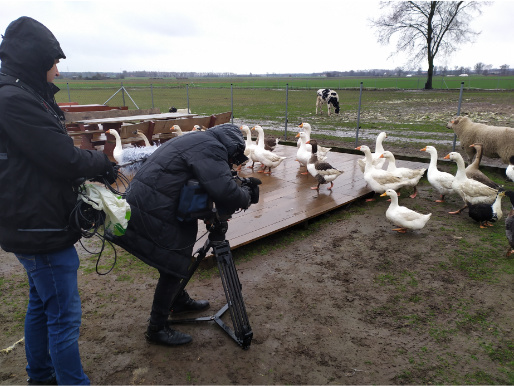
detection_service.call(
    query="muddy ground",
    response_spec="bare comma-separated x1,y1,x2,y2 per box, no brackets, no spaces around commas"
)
1,91,514,385
2,178,514,384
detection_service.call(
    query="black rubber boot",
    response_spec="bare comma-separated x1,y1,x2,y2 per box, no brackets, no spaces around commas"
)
145,324,192,346
171,290,209,315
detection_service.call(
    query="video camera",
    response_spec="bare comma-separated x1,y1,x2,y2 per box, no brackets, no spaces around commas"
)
176,172,261,223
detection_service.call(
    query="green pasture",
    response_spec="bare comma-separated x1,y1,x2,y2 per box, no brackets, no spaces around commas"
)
54,78,513,153
55,75,514,91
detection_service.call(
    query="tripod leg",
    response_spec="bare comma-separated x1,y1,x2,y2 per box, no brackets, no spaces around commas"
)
212,242,253,349
167,240,210,310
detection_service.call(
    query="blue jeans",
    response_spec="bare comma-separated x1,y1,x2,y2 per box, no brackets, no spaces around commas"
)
16,246,90,385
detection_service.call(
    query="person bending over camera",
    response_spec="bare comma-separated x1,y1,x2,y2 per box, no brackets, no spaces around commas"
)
112,123,259,346
0,17,117,385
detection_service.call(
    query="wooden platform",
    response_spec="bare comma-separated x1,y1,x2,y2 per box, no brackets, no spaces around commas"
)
194,144,429,252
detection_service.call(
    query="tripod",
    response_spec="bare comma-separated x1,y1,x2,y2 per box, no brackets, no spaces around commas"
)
168,212,253,350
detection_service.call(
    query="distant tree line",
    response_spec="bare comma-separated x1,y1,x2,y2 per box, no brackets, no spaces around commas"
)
60,65,511,81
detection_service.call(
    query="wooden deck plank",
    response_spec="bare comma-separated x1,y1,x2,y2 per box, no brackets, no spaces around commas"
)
193,144,428,252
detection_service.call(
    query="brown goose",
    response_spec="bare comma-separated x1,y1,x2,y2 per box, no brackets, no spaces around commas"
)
306,140,343,190
465,143,500,189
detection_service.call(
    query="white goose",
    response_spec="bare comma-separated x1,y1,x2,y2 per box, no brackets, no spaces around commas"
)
358,132,387,172
297,122,331,161
295,131,312,174
136,130,152,147
506,156,514,182
420,145,455,203
107,129,125,165
379,151,426,198
170,124,194,136
252,125,286,174
444,152,499,214
380,189,431,233
356,145,403,200
239,125,258,170
106,129,158,175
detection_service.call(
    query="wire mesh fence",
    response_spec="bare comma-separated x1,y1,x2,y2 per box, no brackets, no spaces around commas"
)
55,80,513,150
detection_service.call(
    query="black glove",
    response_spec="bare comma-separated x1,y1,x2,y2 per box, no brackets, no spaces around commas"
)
244,177,262,204
103,162,118,184
91,160,118,185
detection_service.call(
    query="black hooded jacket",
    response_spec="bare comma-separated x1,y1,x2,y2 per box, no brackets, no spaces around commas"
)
112,124,252,278
0,17,112,254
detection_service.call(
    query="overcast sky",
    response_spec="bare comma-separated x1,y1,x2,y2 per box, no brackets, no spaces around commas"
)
0,1,512,74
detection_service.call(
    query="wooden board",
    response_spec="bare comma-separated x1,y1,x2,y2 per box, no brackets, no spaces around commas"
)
76,112,196,125
64,108,161,123
192,144,428,252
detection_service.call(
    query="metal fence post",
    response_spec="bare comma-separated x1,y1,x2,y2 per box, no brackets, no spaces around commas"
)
284,83,289,140
186,84,190,113
66,83,71,102
355,82,363,147
231,83,234,124
121,82,126,107
151,84,154,108
452,82,464,151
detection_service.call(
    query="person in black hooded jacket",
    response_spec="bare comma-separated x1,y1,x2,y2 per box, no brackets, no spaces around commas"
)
0,17,116,385
113,123,259,346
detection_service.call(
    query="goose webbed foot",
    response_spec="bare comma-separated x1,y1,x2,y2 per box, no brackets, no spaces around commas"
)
449,205,467,215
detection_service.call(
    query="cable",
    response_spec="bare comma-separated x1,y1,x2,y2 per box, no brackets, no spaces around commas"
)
70,183,119,275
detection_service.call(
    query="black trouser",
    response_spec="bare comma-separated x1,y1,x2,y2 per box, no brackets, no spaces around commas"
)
149,270,182,326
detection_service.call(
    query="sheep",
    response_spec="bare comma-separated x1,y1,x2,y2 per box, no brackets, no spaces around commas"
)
446,116,514,164
316,88,340,115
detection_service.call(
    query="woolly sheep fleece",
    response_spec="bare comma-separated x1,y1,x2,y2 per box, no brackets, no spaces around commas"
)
446,116,514,164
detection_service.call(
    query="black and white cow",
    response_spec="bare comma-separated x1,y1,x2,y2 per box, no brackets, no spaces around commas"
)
316,88,340,115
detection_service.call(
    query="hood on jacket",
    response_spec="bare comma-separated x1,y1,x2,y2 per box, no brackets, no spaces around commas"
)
207,123,248,165
0,16,65,97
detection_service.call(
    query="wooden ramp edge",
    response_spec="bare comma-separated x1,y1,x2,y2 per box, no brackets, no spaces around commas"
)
193,144,429,252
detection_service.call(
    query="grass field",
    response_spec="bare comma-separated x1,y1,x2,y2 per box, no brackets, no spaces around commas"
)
54,77,513,159
55,75,514,91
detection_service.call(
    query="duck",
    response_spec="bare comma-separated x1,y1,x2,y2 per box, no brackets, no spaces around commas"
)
260,135,279,152
505,191,514,256
506,209,514,257
297,122,331,161
106,129,158,176
239,125,258,170
444,152,499,214
380,189,432,233
467,190,505,228
379,150,426,198
506,155,514,182
356,145,404,201
465,143,500,189
306,140,343,190
193,124,207,131
295,132,312,173
420,145,455,203
252,125,286,174
358,132,387,173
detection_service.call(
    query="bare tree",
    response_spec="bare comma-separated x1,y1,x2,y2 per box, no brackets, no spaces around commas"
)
371,1,488,89
474,62,485,75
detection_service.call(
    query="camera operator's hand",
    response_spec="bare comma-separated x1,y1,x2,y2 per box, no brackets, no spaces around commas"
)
245,177,262,204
